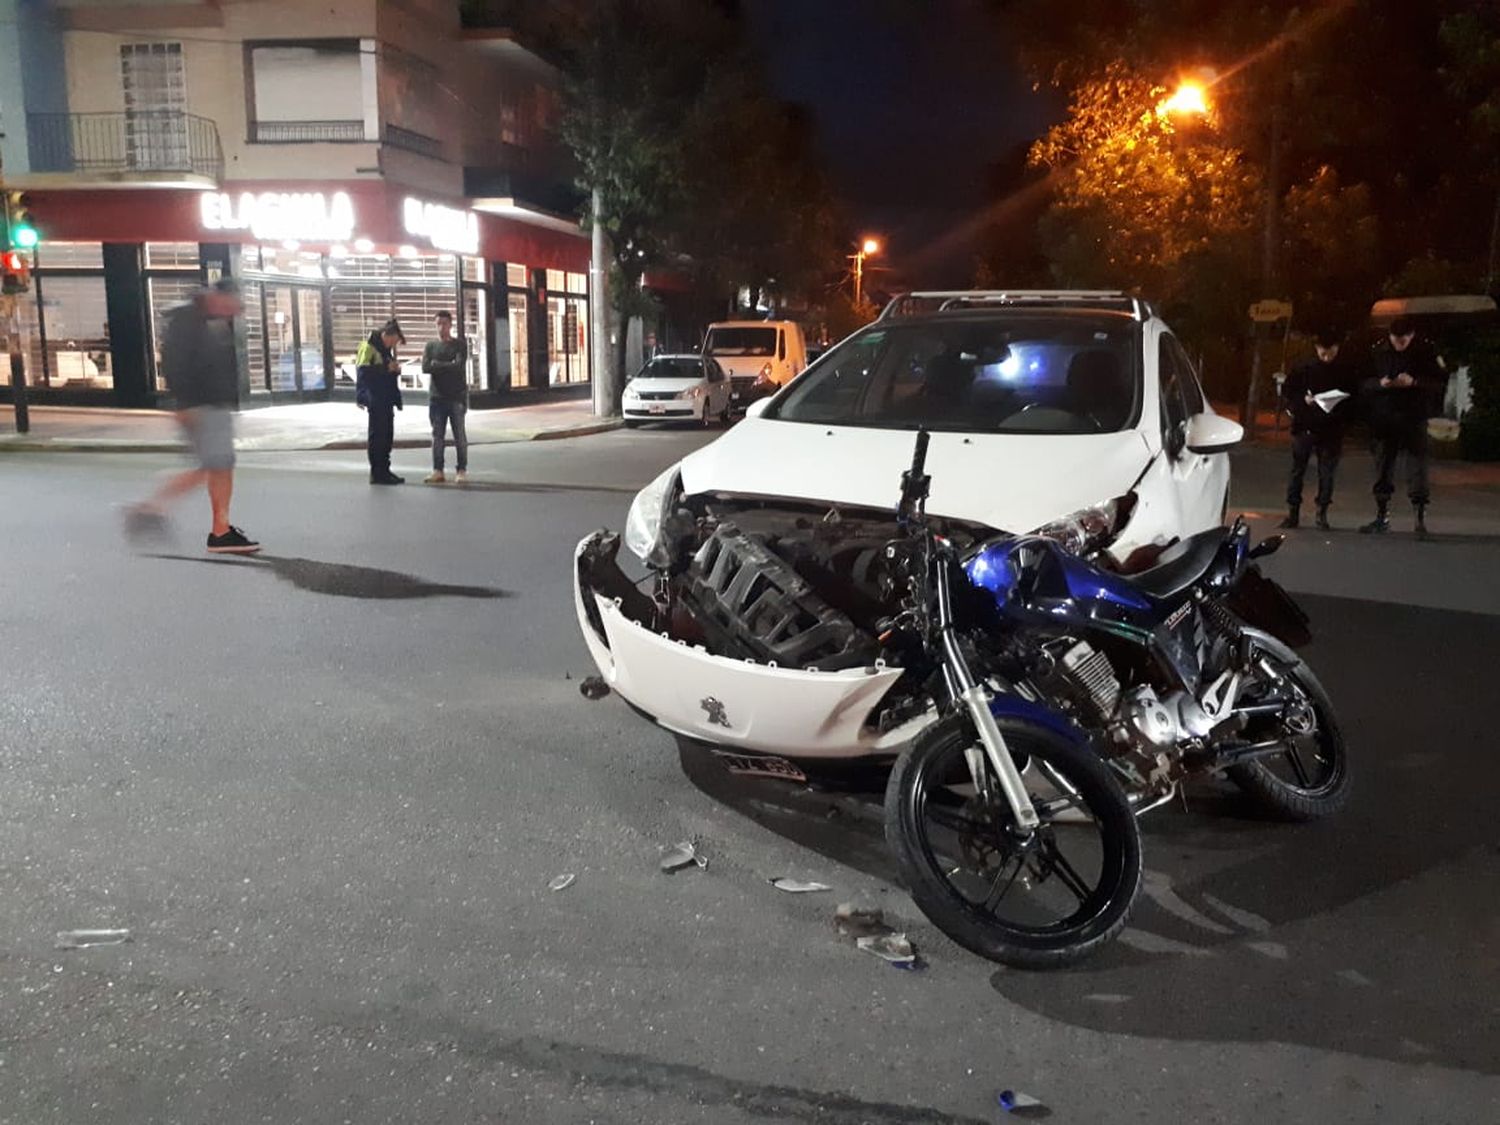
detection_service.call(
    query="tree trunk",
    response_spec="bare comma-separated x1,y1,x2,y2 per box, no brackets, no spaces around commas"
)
589,188,618,418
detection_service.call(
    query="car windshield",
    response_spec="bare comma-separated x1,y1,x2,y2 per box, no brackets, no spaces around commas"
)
705,327,776,356
636,358,702,381
768,316,1140,434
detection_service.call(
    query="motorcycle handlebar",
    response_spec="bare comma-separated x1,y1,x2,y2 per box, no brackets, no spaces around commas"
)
898,429,932,517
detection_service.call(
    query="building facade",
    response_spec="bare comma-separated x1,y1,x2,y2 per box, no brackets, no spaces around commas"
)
0,0,591,408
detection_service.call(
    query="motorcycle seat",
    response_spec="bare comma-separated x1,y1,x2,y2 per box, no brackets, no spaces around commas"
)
1126,528,1226,600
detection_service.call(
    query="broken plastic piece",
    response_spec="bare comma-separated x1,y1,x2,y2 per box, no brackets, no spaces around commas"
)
834,903,886,938
856,932,915,964
548,873,576,892
769,878,832,893
997,1090,1049,1117
659,841,708,872
56,929,132,950
579,676,611,701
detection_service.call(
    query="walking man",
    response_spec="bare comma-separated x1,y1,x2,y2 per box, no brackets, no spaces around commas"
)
422,310,469,484
128,279,259,554
1280,328,1355,530
1361,316,1445,537
356,319,406,485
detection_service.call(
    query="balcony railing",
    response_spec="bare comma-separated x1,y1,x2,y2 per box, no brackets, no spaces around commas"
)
251,119,368,144
27,111,224,181
383,124,444,161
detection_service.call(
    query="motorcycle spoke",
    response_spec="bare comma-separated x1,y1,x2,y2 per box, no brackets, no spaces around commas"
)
1282,741,1313,788
1042,840,1093,903
923,799,993,838
983,855,1024,912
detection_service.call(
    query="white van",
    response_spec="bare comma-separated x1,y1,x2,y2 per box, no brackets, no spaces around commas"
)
702,320,808,408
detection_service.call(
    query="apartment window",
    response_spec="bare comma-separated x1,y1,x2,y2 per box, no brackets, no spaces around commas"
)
121,43,188,170
247,41,371,143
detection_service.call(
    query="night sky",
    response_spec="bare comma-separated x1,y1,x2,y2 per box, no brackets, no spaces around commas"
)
747,0,1054,289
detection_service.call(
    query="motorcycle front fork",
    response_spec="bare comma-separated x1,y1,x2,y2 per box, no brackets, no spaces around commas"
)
933,559,1041,833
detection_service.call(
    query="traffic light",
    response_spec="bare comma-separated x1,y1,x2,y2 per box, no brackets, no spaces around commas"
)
1,248,32,295
4,191,38,251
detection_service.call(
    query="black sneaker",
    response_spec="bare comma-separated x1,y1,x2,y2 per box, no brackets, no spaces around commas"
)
370,472,405,485
122,504,170,543
207,526,261,554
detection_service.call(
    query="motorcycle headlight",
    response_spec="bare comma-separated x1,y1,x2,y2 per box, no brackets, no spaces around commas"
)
624,464,682,561
1032,492,1137,556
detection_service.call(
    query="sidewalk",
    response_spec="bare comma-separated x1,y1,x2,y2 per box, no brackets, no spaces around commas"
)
0,398,620,453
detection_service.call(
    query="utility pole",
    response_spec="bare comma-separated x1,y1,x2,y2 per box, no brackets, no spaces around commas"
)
588,187,617,418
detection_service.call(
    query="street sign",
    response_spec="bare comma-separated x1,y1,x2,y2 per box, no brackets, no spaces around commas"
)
1249,299,1293,323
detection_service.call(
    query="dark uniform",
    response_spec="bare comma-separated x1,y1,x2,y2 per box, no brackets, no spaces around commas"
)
1361,332,1445,534
1281,351,1355,528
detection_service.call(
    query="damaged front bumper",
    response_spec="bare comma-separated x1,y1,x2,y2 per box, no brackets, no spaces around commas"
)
574,531,912,759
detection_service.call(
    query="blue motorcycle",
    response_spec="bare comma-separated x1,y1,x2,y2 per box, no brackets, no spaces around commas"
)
878,430,1347,967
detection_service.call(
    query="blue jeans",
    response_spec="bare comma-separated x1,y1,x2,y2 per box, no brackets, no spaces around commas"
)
429,399,468,471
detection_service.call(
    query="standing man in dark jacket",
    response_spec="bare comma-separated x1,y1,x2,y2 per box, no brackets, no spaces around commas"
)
1360,316,1446,536
1279,328,1356,530
356,319,406,485
422,310,469,484
127,279,259,553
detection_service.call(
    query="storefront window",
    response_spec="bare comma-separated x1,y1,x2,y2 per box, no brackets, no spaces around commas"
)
462,286,488,388
545,269,589,385
37,243,105,269
507,292,528,388
145,242,200,269
461,256,485,282
506,263,528,288
38,276,113,389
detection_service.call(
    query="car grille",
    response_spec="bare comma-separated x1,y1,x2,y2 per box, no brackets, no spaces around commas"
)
633,390,681,401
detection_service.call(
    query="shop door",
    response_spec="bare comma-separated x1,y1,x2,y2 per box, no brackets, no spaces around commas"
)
265,284,330,401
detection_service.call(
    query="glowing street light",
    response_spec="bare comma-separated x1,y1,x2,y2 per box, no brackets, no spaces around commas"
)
852,236,882,306
1159,76,1212,120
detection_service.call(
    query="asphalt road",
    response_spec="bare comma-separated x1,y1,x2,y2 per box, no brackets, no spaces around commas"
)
1,431,1497,1124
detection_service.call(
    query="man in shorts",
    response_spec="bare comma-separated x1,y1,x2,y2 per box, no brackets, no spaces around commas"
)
128,279,259,553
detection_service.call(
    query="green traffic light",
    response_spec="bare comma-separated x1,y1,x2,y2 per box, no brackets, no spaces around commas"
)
12,225,38,250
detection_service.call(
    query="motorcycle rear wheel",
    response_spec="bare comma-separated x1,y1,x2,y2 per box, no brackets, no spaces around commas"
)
1226,631,1350,821
885,714,1141,970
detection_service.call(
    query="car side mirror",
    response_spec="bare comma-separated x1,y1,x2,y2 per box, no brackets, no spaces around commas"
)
745,397,772,419
1185,412,1244,454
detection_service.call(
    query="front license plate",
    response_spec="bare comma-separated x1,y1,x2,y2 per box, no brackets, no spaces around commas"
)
649,403,665,414
711,751,808,782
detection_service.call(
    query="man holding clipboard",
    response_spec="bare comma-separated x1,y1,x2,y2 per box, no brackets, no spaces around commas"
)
1280,328,1355,530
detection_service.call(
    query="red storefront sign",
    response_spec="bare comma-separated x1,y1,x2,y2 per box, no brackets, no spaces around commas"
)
27,182,589,271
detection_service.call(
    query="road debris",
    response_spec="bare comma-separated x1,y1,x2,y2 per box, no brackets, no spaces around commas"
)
856,932,917,966
769,878,832,893
996,1089,1049,1117
579,676,611,701
55,929,132,950
833,902,887,939
659,841,708,872
548,873,576,892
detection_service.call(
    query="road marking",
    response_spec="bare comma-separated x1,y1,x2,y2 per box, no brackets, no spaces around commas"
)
1337,968,1374,987
1246,941,1289,960
1142,871,1235,935
1084,993,1132,1003
1117,928,1214,956
1200,891,1273,933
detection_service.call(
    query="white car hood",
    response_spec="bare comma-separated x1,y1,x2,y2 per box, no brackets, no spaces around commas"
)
628,376,701,393
678,419,1156,533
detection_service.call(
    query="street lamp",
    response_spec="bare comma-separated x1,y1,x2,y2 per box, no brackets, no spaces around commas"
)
852,237,881,307
1159,80,1209,119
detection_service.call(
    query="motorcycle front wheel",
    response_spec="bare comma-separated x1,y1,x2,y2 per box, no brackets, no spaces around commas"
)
885,714,1141,970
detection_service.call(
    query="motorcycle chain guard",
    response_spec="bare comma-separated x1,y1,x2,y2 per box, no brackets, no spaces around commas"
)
680,522,878,671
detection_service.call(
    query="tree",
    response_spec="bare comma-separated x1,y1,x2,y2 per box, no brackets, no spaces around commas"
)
1027,64,1261,393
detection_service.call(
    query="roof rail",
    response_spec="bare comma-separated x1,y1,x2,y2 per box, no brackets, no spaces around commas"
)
879,289,1150,322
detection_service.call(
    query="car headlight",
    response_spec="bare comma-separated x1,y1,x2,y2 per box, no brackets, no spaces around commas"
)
677,386,703,400
624,464,682,561
1032,492,1137,556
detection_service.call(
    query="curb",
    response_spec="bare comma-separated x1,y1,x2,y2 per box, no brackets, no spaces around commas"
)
0,417,623,454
